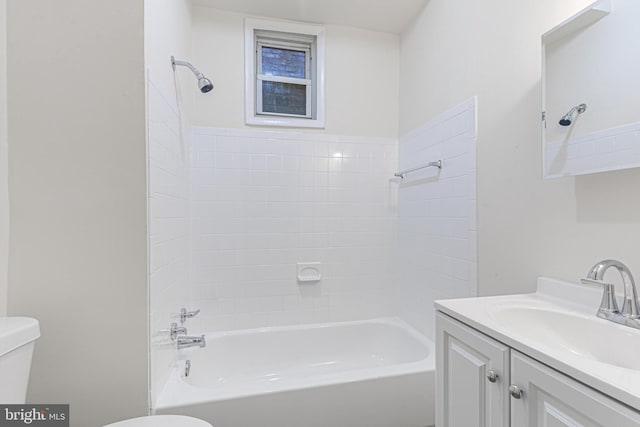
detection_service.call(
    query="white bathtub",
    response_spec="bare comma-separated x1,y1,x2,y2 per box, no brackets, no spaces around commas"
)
154,317,435,427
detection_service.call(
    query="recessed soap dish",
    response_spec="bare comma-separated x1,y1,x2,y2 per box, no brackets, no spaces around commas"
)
297,262,322,283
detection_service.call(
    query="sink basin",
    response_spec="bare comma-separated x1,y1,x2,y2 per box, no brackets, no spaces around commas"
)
491,307,640,370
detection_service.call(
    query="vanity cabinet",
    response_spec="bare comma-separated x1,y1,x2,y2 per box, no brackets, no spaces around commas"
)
436,312,640,427
436,312,510,427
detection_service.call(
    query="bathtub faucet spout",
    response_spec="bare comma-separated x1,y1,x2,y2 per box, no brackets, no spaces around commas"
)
177,334,206,350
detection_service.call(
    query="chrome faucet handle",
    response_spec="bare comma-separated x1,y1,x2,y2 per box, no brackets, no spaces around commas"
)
180,308,201,325
170,322,188,341
581,278,620,319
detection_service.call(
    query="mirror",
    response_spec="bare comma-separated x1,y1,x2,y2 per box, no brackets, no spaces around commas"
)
542,0,640,178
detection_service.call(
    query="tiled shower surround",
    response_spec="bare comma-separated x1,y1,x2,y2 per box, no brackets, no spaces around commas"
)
148,76,191,402
189,128,398,331
396,98,478,337
150,99,477,344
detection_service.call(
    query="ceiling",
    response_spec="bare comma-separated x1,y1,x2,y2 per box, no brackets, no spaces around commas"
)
190,0,429,34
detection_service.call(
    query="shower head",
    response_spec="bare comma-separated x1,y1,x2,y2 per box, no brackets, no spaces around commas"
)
171,56,214,93
198,77,214,93
559,103,587,126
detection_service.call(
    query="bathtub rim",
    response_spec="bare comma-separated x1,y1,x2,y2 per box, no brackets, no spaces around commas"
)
153,316,435,411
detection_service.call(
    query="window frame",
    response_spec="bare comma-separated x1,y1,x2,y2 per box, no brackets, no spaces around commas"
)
245,19,326,128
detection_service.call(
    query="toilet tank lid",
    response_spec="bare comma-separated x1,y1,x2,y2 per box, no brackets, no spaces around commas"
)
0,317,41,357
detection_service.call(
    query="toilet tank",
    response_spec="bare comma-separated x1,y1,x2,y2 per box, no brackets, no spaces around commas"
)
0,317,40,403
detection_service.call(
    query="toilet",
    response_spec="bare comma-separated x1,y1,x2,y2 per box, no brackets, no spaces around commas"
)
0,316,41,403
104,415,212,427
0,318,210,427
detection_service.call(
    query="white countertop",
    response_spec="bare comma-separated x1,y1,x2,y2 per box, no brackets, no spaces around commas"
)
435,277,640,411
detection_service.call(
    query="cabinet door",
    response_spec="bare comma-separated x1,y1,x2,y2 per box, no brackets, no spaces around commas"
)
436,312,510,427
511,351,640,426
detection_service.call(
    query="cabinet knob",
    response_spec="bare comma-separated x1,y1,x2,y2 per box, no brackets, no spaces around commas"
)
486,370,498,383
509,385,523,399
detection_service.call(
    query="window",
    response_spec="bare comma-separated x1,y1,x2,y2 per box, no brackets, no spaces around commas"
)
257,34,312,118
245,19,325,128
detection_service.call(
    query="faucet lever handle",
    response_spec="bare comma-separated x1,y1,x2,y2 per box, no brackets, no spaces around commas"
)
580,277,608,287
581,278,620,318
180,308,201,324
169,322,188,341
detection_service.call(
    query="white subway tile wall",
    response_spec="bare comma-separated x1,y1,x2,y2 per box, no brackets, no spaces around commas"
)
396,97,478,339
150,94,478,378
148,77,191,403
545,120,640,178
189,127,397,331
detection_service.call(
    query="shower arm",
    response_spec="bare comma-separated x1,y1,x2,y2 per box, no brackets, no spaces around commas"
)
565,104,586,118
565,106,578,117
171,56,205,80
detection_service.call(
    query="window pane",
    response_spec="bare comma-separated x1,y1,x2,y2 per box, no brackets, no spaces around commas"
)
261,81,307,116
261,47,306,78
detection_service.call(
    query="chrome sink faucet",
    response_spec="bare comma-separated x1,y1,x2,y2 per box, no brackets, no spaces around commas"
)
581,259,640,329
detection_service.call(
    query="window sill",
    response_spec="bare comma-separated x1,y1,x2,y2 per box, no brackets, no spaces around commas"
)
246,115,325,129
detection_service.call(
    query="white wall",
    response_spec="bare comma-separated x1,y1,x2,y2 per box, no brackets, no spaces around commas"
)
7,1,148,425
0,0,7,316
190,7,399,138
145,0,194,111
397,98,477,338
400,0,640,297
189,127,397,331
144,0,193,406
